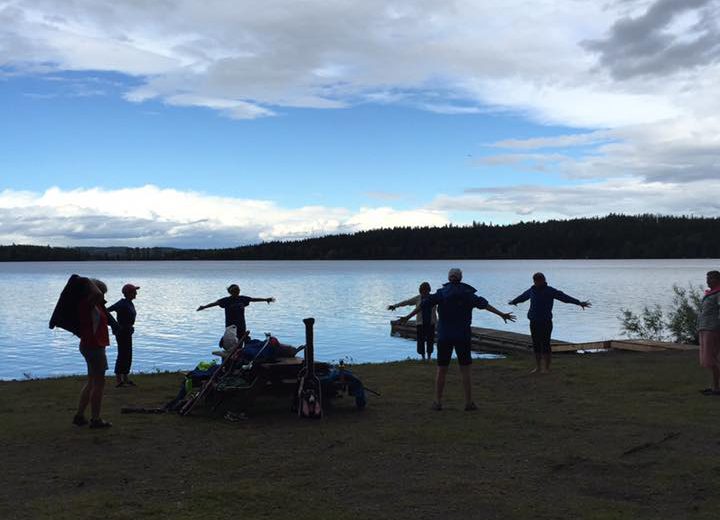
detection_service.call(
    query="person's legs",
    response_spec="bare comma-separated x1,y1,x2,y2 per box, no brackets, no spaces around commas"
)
85,347,109,421
459,365,472,406
434,341,452,408
89,374,105,420
76,380,91,417
416,325,425,359
115,332,132,384
540,321,553,373
456,342,474,408
76,347,93,420
124,334,133,384
699,330,720,392
435,366,448,405
529,321,542,373
76,346,108,424
426,324,435,360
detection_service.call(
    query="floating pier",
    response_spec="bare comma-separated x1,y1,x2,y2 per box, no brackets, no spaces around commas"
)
390,320,698,355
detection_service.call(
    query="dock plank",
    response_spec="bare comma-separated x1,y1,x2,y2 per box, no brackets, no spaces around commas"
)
390,321,698,354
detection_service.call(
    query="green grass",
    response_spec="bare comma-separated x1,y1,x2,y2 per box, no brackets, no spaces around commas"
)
1,351,719,519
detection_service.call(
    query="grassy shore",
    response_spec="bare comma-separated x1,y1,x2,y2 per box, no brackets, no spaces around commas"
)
1,351,719,520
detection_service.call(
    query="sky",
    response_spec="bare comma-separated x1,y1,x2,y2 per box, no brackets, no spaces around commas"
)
1,0,719,248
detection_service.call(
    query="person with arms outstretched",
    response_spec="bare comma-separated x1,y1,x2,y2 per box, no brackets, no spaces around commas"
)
389,282,437,360
197,283,275,339
403,268,515,411
509,272,590,374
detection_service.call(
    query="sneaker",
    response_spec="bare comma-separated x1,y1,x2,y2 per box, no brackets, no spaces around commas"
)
700,388,720,396
464,402,478,411
89,418,112,429
72,414,88,426
431,401,442,411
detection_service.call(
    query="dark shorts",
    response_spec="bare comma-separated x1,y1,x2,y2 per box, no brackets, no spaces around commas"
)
437,340,472,367
80,345,108,376
530,320,553,354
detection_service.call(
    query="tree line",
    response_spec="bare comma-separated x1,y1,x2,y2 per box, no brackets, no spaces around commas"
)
2,214,719,261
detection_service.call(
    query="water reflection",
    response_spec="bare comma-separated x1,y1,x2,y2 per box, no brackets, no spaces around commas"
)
0,259,714,379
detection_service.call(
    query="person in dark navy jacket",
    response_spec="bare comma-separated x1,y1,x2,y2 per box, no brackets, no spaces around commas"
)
108,283,139,387
404,268,515,411
509,272,590,374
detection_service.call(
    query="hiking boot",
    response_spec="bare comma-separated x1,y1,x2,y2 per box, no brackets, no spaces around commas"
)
72,414,88,426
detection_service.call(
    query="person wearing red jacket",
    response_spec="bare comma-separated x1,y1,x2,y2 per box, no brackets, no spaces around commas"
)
73,279,116,429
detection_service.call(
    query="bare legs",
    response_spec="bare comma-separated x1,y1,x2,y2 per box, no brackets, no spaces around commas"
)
434,365,473,408
531,352,551,374
77,374,106,420
435,366,448,405
459,364,473,406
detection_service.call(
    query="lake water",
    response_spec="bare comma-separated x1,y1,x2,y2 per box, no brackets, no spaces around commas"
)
0,259,715,380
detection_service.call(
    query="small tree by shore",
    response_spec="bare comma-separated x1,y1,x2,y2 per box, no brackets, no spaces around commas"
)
619,284,703,344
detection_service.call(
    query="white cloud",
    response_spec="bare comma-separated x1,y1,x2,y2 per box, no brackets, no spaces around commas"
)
0,186,449,247
2,0,720,211
1,0,711,127
480,116,720,182
430,178,720,218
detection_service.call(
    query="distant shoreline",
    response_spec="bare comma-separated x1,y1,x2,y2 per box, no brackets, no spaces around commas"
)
3,214,720,261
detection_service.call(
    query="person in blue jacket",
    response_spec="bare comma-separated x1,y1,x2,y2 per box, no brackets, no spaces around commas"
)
197,284,275,339
509,272,590,374
403,268,515,411
108,283,139,387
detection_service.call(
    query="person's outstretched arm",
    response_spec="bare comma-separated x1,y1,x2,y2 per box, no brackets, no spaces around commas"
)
388,295,419,311
197,300,220,311
400,294,438,323
508,289,531,306
247,297,275,304
398,307,420,323
485,304,516,323
553,289,591,309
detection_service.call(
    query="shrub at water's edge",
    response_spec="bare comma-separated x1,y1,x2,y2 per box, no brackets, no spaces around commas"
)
619,284,703,344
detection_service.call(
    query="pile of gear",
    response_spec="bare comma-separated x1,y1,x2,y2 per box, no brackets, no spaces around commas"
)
132,318,370,420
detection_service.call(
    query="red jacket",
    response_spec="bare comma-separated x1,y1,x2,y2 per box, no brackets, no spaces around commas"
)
78,298,110,348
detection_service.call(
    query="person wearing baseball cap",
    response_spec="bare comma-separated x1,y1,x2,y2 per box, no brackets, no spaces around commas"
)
108,283,140,387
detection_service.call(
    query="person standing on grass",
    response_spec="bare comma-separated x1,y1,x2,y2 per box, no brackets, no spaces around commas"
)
403,268,515,411
508,272,590,374
108,283,139,388
73,279,117,429
388,282,437,360
197,284,275,339
698,270,720,395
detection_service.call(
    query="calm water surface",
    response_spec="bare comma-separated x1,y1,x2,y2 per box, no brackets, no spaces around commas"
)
0,259,715,379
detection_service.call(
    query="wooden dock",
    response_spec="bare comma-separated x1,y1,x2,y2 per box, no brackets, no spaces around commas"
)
390,320,698,355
